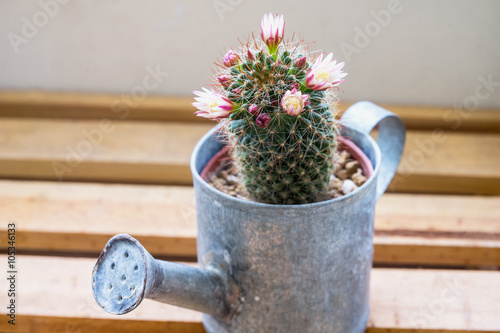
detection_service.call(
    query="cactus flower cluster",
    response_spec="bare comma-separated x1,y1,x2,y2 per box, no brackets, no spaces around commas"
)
193,13,347,204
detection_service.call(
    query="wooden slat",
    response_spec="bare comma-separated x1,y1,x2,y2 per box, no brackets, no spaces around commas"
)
1,317,204,333
0,180,197,257
375,193,500,267
0,91,206,123
0,118,210,185
1,90,499,132
0,255,201,333
389,131,500,195
0,119,499,194
0,255,499,332
1,180,499,267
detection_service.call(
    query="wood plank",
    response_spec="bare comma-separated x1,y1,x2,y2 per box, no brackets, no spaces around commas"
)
0,118,211,185
0,180,198,257
375,193,500,267
0,255,499,332
0,255,202,333
384,104,500,133
1,180,499,267
388,131,500,195
0,91,206,123
1,90,499,132
0,118,499,194
1,316,205,333
368,268,500,332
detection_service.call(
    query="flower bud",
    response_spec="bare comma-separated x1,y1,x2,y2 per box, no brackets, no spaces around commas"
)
249,104,259,115
223,50,239,67
260,13,285,55
256,113,271,128
247,49,255,61
294,56,307,69
217,75,232,87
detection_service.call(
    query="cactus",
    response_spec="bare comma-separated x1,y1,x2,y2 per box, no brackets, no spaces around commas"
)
193,14,346,205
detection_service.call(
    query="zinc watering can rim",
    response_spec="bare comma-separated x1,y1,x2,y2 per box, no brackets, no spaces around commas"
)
190,124,382,216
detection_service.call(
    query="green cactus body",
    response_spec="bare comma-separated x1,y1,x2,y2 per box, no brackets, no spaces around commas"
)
221,50,339,204
193,14,346,205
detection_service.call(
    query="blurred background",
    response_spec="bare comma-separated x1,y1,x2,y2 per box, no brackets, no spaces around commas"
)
1,0,499,108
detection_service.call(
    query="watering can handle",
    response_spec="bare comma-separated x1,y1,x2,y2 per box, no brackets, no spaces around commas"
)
341,102,406,201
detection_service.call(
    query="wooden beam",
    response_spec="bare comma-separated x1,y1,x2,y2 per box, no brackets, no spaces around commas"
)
1,316,205,333
0,119,498,193
1,180,498,267
0,90,207,123
388,130,500,195
375,193,500,267
381,104,500,133
1,90,499,132
0,118,211,185
0,255,498,332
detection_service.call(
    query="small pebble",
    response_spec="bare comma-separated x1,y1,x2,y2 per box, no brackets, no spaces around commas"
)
352,169,367,187
337,150,350,167
342,179,358,194
330,176,343,191
345,160,360,177
335,169,348,180
226,174,239,185
219,170,229,179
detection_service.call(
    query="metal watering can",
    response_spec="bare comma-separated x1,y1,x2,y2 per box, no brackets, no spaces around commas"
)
92,102,405,332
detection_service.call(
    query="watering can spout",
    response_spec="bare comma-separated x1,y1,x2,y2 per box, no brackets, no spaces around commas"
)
92,234,240,318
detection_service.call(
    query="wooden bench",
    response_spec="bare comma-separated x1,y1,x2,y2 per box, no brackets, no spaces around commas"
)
0,91,499,332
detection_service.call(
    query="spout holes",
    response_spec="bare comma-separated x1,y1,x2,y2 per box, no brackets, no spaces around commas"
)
109,283,113,290
134,265,138,271
117,295,123,302
121,275,127,281
111,263,115,270
130,286,135,291
124,252,129,258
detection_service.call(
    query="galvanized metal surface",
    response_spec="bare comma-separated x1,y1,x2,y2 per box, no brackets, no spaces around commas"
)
92,234,239,318
92,102,405,333
342,102,406,200
193,102,404,332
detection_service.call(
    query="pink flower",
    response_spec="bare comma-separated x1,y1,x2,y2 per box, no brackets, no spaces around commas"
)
260,13,284,54
305,53,347,91
256,113,271,128
223,50,239,67
192,88,236,120
280,88,309,116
